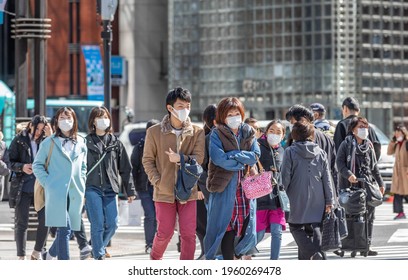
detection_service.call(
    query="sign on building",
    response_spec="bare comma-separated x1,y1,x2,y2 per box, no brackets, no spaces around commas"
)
82,45,104,101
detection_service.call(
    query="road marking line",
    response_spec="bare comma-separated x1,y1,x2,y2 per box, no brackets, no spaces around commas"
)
388,229,408,243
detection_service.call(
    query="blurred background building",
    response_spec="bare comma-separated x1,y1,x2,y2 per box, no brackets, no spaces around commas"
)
169,0,408,135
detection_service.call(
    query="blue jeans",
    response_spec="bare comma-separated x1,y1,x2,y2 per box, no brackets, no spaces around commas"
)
49,213,72,260
257,223,282,260
137,188,156,247
85,187,118,259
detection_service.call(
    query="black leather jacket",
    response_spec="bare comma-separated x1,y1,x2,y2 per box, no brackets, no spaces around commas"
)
85,133,135,197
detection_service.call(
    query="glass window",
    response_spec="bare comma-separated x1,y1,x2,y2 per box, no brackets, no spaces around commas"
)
305,6,312,18
324,5,331,16
305,20,312,32
285,36,292,47
306,35,312,46
324,48,332,60
305,49,312,60
315,5,321,17
362,21,370,29
294,7,302,17
315,19,321,31
314,49,322,60
266,37,273,48
315,34,321,46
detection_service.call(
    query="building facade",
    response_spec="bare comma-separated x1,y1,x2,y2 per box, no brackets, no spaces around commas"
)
169,0,408,134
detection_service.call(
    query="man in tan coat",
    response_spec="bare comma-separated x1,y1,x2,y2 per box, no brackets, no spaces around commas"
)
142,87,205,260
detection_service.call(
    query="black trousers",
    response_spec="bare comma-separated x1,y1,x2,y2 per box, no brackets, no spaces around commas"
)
15,192,49,256
196,199,207,256
220,230,235,260
393,194,407,214
289,222,322,260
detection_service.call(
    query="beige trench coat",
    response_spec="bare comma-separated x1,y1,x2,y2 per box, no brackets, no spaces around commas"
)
387,140,408,195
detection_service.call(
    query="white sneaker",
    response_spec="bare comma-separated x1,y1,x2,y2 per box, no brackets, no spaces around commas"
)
80,245,93,260
42,251,55,260
31,250,42,260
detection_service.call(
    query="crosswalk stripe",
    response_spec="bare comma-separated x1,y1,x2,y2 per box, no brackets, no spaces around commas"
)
388,229,408,243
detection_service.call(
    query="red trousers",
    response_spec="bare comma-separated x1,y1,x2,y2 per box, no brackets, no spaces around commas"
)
150,200,197,260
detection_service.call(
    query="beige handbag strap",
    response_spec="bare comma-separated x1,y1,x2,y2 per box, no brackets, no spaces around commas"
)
45,140,55,172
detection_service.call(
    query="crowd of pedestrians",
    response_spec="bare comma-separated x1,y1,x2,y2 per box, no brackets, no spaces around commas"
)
3,87,405,260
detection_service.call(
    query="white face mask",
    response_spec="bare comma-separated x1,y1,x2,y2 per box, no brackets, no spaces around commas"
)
171,107,190,122
397,136,404,142
58,119,74,132
357,128,369,140
226,115,242,130
267,133,282,147
96,118,110,131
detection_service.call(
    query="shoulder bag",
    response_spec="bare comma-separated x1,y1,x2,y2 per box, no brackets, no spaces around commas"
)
175,153,203,202
34,140,54,212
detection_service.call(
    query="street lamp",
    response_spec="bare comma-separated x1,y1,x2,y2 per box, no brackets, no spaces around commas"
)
97,0,118,113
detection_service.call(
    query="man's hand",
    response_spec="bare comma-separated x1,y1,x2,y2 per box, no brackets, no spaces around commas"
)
127,196,136,203
165,148,181,163
23,164,33,175
325,204,333,213
197,191,205,200
380,186,385,195
348,174,357,184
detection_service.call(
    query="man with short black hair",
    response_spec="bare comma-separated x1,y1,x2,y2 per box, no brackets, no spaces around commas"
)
333,97,381,160
142,87,205,260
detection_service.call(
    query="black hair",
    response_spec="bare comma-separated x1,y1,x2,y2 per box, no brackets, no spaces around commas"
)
146,119,160,130
342,97,360,112
29,115,48,144
166,87,192,115
291,121,315,142
285,104,314,122
347,116,368,134
202,104,217,135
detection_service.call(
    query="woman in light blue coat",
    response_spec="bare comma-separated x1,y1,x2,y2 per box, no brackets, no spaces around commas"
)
33,107,87,260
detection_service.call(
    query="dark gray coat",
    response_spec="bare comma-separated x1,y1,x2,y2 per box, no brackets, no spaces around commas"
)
281,141,334,224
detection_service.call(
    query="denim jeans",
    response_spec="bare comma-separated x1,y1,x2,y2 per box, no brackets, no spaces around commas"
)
256,223,282,260
48,212,72,260
85,187,118,259
137,188,156,247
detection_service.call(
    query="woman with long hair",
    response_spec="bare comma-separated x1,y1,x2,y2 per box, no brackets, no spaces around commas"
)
33,107,87,260
387,124,408,220
9,115,52,260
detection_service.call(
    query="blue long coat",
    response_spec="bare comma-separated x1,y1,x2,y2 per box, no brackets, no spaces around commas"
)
32,135,87,231
204,124,260,259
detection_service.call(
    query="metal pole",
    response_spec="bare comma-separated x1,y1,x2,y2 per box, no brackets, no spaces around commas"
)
33,0,47,116
69,0,73,95
76,1,81,96
15,0,28,118
102,19,112,113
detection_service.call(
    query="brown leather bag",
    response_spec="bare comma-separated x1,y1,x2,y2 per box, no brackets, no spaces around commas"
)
34,141,54,212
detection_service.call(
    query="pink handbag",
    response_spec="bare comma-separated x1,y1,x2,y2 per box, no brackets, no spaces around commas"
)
241,157,273,199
